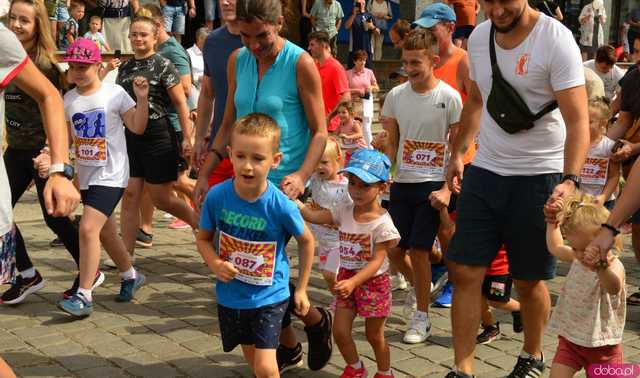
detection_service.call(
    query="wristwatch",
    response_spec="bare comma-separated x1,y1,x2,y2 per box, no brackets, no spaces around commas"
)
561,174,581,189
48,163,75,180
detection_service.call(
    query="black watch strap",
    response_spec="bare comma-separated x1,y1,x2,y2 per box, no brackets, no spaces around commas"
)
601,223,620,236
561,174,581,189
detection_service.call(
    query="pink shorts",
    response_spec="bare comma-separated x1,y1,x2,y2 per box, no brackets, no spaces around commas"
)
318,246,340,275
335,268,391,318
553,336,623,371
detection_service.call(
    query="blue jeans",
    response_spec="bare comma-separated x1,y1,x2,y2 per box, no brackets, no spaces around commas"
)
204,0,216,21
162,4,186,34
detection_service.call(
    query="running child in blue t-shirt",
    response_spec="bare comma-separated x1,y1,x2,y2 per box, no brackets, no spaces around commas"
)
196,113,315,378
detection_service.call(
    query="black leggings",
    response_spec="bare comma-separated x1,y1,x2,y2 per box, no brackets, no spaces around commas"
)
4,147,80,272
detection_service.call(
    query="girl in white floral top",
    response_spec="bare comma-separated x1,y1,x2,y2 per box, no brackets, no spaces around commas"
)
545,193,625,377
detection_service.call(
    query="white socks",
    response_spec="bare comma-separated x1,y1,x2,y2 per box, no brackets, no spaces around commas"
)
120,266,137,281
20,267,36,279
77,287,92,302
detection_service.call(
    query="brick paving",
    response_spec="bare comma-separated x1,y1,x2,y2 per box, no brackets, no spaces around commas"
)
2,188,640,377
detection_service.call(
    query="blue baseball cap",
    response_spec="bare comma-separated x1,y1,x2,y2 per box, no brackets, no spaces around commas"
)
341,149,391,184
413,3,456,29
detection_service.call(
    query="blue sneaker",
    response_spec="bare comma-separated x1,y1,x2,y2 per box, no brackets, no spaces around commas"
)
431,264,448,297
57,293,93,317
433,281,453,308
116,273,145,302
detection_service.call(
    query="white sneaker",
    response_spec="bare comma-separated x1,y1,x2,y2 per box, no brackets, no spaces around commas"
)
403,317,431,344
403,287,417,319
392,273,408,291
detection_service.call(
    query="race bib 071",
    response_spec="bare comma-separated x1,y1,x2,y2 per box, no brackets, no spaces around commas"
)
400,139,446,175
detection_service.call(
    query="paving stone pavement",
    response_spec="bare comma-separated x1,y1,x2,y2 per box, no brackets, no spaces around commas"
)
2,189,640,377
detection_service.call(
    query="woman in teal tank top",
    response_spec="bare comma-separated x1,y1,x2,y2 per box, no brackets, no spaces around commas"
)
194,0,327,203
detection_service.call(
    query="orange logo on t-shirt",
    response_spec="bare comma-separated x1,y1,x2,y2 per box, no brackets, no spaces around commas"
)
515,53,530,76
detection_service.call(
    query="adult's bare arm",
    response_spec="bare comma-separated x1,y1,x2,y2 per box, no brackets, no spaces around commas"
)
13,59,79,216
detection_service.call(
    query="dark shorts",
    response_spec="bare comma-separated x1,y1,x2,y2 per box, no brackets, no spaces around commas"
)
175,130,188,173
217,299,288,352
630,208,640,224
482,274,513,303
453,25,474,40
80,185,125,217
389,181,442,251
126,117,179,184
446,166,561,281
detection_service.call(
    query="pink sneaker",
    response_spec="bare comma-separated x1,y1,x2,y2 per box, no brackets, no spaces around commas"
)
168,219,190,230
340,365,367,378
373,372,394,378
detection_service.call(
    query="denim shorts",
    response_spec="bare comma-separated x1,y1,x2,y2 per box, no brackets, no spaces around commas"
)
446,166,561,281
163,4,186,35
217,300,288,352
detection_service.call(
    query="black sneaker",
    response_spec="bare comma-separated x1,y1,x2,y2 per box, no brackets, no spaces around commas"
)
304,307,333,371
49,237,64,247
276,342,303,374
1,271,45,304
507,353,545,378
512,311,523,333
444,371,475,378
63,271,106,299
136,229,153,248
476,322,500,345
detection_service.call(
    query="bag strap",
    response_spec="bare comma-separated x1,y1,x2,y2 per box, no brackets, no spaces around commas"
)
489,24,500,77
489,24,558,120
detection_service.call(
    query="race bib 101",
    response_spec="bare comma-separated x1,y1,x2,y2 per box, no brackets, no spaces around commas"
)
400,139,446,175
72,109,107,167
339,231,372,270
218,231,277,286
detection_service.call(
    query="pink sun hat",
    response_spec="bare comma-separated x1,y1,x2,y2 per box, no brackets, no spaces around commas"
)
63,38,102,64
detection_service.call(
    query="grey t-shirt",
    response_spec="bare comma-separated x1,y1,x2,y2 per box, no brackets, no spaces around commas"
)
0,24,28,235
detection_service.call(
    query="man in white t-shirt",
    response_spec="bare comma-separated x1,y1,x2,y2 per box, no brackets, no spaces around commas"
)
444,1,589,377
382,28,462,345
583,45,626,100
0,25,80,282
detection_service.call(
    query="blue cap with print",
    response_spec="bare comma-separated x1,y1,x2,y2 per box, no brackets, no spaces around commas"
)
412,3,456,29
340,149,391,184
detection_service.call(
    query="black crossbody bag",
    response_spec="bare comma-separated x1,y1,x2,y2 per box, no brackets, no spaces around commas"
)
486,25,558,134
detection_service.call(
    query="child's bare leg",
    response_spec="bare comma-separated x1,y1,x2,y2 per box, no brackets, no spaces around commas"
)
78,207,109,290
100,215,133,272
241,345,256,373
322,271,337,291
252,348,279,378
481,296,496,326
489,298,521,313
365,317,390,372
550,362,578,378
333,307,358,365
